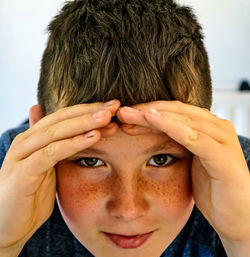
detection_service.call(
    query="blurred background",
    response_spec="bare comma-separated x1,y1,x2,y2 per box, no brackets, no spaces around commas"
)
0,0,250,136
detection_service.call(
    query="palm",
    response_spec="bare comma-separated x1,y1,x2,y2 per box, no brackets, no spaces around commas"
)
2,168,56,248
191,156,211,220
191,156,250,240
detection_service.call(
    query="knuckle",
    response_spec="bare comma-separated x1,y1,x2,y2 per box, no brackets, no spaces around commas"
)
174,100,183,106
225,119,234,128
56,108,68,119
69,136,78,145
165,116,174,126
220,118,231,125
183,129,199,147
8,143,18,156
182,114,192,124
221,119,236,132
78,102,103,113
44,126,57,139
91,102,104,110
174,100,182,105
13,131,26,144
173,100,183,111
9,132,27,156
43,143,56,157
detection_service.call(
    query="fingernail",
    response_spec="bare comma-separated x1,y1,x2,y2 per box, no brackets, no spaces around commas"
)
149,107,161,117
104,100,116,107
85,130,96,138
92,110,107,118
123,106,139,113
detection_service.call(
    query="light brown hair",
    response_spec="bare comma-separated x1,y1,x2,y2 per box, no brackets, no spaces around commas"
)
38,0,212,115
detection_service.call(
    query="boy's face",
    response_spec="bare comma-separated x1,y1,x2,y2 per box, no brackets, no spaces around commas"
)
56,128,194,257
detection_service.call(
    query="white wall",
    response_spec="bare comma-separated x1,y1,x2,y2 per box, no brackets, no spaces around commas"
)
180,0,250,90
1,0,250,135
0,0,64,134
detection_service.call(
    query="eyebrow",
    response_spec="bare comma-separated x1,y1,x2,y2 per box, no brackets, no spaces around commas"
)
77,140,188,157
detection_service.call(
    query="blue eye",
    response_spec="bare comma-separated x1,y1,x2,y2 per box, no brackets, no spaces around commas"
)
75,158,105,167
148,154,176,167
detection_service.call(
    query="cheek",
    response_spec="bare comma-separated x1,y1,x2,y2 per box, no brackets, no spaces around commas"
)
56,161,110,222
143,157,193,220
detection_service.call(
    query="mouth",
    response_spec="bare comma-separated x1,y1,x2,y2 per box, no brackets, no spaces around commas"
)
102,230,155,249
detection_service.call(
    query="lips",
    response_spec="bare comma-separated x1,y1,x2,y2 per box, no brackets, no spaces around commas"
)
103,231,154,249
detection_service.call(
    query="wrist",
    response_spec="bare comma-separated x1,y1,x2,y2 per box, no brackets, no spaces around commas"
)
220,237,250,257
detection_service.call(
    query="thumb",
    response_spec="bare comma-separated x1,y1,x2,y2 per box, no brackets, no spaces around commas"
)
29,104,44,127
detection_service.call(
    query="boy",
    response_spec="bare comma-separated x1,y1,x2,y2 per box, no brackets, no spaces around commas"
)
0,0,249,256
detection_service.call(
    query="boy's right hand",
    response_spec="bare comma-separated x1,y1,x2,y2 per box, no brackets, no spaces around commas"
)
0,100,120,254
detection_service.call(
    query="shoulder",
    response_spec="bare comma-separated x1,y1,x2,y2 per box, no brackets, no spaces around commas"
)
0,120,29,168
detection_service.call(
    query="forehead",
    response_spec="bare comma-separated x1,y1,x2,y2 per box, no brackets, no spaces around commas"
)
82,129,187,157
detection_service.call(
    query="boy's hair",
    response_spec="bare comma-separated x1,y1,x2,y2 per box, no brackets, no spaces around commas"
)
38,0,212,115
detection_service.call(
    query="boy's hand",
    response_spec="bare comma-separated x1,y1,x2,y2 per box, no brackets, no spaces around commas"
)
0,100,120,253
117,101,250,247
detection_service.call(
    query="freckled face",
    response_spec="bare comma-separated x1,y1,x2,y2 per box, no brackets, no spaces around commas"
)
56,129,194,257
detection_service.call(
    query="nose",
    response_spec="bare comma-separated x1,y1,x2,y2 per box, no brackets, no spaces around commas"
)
106,174,149,221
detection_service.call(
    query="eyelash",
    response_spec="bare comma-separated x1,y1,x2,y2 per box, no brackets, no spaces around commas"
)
74,154,177,168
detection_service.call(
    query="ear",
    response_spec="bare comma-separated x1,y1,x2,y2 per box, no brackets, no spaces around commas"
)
29,104,45,127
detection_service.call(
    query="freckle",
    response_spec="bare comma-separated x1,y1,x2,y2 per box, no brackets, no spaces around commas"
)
79,183,98,199
68,181,109,209
137,173,187,205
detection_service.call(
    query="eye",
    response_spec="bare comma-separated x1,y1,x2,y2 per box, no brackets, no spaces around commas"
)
148,154,176,167
74,158,105,168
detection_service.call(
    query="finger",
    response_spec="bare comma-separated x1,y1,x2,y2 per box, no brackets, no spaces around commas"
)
148,111,233,143
27,99,121,135
133,100,218,121
116,106,149,127
100,122,120,137
118,101,220,127
12,110,112,160
14,101,118,145
117,106,235,143
120,124,161,136
19,129,102,179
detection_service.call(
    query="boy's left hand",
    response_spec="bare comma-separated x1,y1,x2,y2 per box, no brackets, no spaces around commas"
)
116,101,250,246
